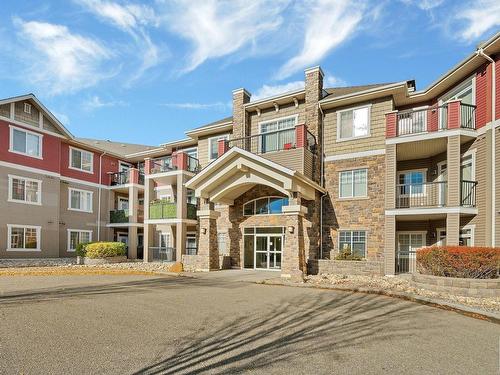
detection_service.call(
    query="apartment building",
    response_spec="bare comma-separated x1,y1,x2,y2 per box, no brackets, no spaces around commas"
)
1,32,499,278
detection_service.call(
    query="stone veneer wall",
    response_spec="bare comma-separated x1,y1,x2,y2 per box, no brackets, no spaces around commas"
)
309,259,384,276
412,274,500,298
322,154,386,261
214,185,318,270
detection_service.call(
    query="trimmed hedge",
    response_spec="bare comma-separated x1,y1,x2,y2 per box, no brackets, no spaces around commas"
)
84,242,126,259
335,248,363,261
417,246,499,279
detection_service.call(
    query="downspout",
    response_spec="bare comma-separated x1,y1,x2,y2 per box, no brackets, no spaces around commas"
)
97,152,107,241
476,49,496,246
318,102,327,259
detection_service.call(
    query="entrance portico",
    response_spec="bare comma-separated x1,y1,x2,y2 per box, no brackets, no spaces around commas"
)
185,147,324,279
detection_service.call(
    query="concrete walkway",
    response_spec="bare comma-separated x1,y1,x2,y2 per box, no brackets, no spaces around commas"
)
0,273,498,374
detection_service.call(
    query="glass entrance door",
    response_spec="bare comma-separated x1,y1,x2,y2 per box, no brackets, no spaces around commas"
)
254,234,283,270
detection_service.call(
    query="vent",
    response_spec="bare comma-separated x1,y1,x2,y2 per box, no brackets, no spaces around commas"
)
24,103,32,114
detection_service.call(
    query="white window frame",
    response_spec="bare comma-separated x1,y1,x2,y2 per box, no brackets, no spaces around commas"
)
338,168,368,199
258,115,298,153
7,224,41,252
67,229,92,252
69,146,94,174
338,229,368,259
461,149,476,181
117,197,129,211
208,134,229,161
9,125,43,159
398,169,427,197
24,103,32,114
68,187,93,213
438,76,476,129
243,196,290,216
460,225,475,246
8,174,42,205
336,104,372,142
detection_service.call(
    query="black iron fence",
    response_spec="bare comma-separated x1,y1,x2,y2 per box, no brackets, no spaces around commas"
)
150,247,176,262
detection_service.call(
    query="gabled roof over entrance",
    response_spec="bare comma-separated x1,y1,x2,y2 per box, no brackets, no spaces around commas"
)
185,147,325,205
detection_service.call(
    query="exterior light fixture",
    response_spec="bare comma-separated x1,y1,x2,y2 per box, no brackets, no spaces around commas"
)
288,226,294,234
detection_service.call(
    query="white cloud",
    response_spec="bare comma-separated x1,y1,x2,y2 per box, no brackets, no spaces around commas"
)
276,0,366,80
76,0,161,82
324,75,347,87
455,0,500,42
83,95,127,110
160,102,228,110
162,0,288,73
400,0,444,10
52,111,70,125
14,18,113,94
251,81,305,101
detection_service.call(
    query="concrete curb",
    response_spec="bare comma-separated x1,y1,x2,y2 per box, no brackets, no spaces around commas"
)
259,279,500,324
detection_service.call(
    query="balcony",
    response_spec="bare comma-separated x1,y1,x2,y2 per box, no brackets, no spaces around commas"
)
109,170,144,186
150,153,200,174
395,180,476,209
109,207,144,224
148,201,197,220
387,101,476,138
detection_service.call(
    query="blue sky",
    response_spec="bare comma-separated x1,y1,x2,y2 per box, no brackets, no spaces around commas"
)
0,0,498,146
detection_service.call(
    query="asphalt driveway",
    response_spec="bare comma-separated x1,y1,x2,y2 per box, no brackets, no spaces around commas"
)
0,271,498,374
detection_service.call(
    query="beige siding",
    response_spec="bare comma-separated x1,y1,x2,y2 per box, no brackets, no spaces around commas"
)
0,166,60,258
197,130,232,169
14,100,39,127
323,97,393,157
0,103,10,118
263,148,305,175
43,116,63,135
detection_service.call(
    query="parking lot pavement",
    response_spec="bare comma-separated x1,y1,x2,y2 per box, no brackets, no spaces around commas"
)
0,272,498,374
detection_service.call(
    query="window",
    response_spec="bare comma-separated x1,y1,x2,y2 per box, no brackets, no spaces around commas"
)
217,233,228,255
339,169,367,198
243,197,289,216
187,189,197,205
398,170,426,195
208,134,229,160
186,233,197,255
459,227,474,246
183,148,198,159
337,106,370,140
259,116,297,153
24,103,32,114
7,225,40,251
70,147,93,173
9,126,42,158
8,175,41,205
69,188,93,212
339,230,366,258
68,230,92,251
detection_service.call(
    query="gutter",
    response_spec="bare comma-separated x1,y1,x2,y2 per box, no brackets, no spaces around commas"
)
476,49,496,246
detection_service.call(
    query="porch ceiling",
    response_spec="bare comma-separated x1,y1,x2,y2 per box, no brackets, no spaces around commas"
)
185,147,324,205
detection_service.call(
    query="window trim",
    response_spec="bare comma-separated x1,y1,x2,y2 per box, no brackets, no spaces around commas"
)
460,225,475,246
243,196,289,216
9,125,43,160
67,229,92,252
208,134,230,161
69,146,94,174
7,224,41,252
68,187,94,213
258,114,298,153
336,104,372,142
338,168,368,199
338,229,368,259
8,174,42,205
24,103,32,114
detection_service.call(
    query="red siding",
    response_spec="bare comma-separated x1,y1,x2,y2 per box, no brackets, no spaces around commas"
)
475,63,492,128
427,98,439,131
0,119,60,173
101,154,120,185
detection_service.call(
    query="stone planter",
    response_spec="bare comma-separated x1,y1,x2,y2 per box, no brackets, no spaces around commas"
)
411,273,500,297
82,256,128,265
309,259,384,276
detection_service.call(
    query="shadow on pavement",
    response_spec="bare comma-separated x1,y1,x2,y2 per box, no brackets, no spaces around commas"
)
134,291,428,375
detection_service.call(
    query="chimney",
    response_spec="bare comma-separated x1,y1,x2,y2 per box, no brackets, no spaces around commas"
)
232,88,251,141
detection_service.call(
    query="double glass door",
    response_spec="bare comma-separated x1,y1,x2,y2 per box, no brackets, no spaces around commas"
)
255,235,282,270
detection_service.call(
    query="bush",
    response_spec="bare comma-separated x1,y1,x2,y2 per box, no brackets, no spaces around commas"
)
75,242,90,257
335,247,363,261
84,242,127,259
417,246,499,279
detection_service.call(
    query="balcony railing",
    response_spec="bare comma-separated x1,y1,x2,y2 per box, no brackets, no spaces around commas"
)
396,249,416,274
225,126,317,156
396,180,477,209
150,247,176,262
110,170,144,186
149,201,198,220
151,154,200,174
396,181,447,208
393,103,476,137
110,207,144,223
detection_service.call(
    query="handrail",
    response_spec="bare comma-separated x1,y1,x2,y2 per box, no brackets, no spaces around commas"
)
226,127,297,155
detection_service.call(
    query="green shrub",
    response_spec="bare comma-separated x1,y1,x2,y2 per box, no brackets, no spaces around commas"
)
417,246,499,279
335,247,363,261
76,242,90,257
85,242,126,259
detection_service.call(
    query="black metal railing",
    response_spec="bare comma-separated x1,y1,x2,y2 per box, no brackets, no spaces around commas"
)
150,247,176,262
110,171,129,185
460,103,476,130
186,155,201,173
151,155,177,173
397,107,428,136
396,181,447,208
396,249,417,274
306,129,317,153
461,180,477,207
110,209,129,223
226,127,297,155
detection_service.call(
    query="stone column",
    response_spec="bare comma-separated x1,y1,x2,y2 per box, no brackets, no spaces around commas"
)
282,195,307,280
384,143,397,275
232,88,251,142
305,66,324,183
197,199,220,271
